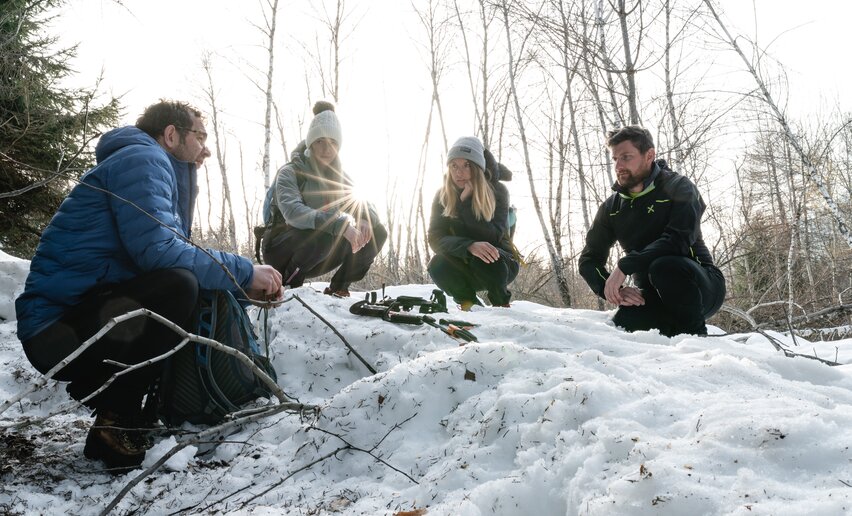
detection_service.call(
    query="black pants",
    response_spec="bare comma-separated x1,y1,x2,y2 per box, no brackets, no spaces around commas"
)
612,256,725,336
427,251,519,306
262,223,387,290
22,268,199,415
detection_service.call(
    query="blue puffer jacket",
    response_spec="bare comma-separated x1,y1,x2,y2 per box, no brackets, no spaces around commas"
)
15,127,254,341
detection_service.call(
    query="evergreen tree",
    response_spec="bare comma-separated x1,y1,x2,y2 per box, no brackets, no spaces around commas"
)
0,0,119,258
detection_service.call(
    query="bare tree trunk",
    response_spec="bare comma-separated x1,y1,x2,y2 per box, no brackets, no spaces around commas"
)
704,0,852,249
579,0,613,187
596,0,625,128
260,0,280,189
616,0,640,124
663,0,682,167
239,143,254,255
202,55,238,252
500,0,572,306
314,0,348,102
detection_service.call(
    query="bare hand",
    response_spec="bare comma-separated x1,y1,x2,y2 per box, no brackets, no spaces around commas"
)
603,266,627,305
356,219,373,249
460,181,473,202
618,286,645,306
468,241,500,263
343,225,366,253
250,264,283,300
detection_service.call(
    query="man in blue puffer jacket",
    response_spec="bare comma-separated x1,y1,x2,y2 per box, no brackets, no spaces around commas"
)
15,100,283,472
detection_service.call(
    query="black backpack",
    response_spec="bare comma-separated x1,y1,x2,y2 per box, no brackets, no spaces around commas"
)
157,289,278,426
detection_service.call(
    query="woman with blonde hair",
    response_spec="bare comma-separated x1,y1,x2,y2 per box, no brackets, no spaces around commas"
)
427,136,519,310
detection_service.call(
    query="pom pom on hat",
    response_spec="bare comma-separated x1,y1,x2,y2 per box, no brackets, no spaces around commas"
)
307,100,342,149
447,136,486,172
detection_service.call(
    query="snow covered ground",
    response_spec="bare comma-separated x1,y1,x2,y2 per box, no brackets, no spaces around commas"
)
0,249,850,515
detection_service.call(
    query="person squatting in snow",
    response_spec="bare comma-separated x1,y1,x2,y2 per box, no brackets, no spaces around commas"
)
261,101,387,298
578,125,726,336
15,100,283,473
427,136,520,311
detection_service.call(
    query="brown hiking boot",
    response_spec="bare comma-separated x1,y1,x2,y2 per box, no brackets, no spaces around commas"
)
83,410,152,474
323,287,350,298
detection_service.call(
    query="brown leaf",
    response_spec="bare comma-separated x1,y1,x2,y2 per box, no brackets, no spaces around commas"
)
394,509,427,516
464,369,476,381
378,394,385,405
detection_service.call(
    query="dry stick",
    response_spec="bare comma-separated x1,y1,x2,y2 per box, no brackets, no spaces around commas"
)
720,305,842,366
308,413,420,484
234,413,419,510
292,294,377,374
234,445,350,510
0,308,289,418
100,402,311,516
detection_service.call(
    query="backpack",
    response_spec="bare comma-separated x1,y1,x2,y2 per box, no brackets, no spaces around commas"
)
157,289,278,426
254,165,309,263
483,148,517,240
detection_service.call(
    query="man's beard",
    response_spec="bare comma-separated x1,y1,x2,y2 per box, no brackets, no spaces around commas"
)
617,168,650,190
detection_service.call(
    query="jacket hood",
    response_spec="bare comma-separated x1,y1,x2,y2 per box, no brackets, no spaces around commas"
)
95,126,159,164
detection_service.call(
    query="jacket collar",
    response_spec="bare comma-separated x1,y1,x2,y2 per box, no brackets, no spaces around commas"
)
166,152,198,235
613,160,661,198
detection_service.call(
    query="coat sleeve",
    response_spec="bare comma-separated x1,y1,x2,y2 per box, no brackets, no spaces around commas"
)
617,176,705,275
274,165,348,235
578,199,616,299
456,181,509,244
107,152,254,291
427,192,475,259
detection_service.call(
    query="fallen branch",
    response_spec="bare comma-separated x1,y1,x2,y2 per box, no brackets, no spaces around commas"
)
292,294,377,374
100,401,316,516
719,305,842,366
0,308,291,419
231,412,419,511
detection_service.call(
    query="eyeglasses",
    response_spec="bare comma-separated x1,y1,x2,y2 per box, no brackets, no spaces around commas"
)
175,126,208,145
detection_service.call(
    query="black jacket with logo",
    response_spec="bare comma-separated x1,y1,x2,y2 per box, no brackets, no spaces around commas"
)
578,160,716,299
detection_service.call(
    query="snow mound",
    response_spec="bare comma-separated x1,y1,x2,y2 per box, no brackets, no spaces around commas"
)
0,253,850,515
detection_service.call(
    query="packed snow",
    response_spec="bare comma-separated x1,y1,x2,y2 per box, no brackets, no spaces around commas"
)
0,249,850,515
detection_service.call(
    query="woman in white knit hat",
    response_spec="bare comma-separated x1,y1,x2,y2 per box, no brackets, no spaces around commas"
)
427,136,519,310
261,101,386,297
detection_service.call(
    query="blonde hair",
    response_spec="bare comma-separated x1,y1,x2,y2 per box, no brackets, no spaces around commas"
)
440,161,496,221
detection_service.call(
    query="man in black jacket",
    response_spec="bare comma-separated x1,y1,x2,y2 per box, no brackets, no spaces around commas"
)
578,126,725,336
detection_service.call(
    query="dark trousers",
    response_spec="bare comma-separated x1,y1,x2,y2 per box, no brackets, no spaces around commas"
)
428,251,519,306
22,268,199,415
262,222,387,290
613,256,725,336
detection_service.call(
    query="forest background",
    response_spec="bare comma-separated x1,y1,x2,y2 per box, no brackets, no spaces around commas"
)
3,0,852,336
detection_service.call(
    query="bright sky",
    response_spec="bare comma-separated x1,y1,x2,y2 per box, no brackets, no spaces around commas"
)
54,0,852,252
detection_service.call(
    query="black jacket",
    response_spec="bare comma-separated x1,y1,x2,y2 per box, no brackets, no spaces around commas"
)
578,160,715,298
428,181,514,259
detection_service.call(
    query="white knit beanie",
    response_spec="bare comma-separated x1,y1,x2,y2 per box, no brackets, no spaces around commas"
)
447,136,485,171
306,101,342,149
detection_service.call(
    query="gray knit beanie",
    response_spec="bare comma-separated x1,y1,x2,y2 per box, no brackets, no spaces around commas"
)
447,136,486,171
306,101,342,149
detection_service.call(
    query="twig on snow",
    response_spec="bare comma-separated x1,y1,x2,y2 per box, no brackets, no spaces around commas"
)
100,401,314,516
292,294,377,374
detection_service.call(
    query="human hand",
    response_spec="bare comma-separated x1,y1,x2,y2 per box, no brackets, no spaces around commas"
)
343,225,366,253
603,266,627,305
618,286,645,306
467,241,500,263
356,219,373,249
459,181,473,202
250,264,283,300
